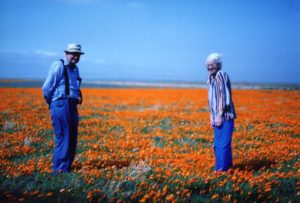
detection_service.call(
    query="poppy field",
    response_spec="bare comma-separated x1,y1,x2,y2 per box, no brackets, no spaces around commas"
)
0,88,299,202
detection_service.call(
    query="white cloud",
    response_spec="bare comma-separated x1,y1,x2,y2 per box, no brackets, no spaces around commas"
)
33,50,60,57
79,57,109,65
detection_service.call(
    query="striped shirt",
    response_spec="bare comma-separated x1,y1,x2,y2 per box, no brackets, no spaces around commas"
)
207,69,236,124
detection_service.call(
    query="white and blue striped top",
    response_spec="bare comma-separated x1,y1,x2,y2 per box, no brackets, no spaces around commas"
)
207,69,236,124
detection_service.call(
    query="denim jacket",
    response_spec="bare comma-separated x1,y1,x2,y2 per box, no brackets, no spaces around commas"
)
42,59,81,105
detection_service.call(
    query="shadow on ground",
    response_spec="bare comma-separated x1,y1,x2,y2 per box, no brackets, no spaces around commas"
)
234,159,276,171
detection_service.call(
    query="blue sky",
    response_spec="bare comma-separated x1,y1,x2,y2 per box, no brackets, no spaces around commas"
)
0,0,299,83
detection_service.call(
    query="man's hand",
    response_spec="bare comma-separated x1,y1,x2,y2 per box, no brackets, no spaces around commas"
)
79,90,83,105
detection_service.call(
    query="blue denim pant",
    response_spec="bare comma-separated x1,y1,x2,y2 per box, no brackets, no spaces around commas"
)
50,98,79,173
213,120,234,171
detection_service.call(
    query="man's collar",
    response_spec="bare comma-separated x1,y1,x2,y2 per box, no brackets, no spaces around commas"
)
64,59,76,70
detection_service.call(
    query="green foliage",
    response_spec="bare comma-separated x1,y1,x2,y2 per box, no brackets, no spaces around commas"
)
160,117,172,131
1,160,299,202
0,173,88,203
153,136,166,148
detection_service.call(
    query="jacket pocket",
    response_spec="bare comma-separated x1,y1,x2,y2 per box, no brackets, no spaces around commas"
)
54,99,65,108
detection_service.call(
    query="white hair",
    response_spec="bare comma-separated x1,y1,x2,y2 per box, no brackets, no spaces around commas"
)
206,53,223,65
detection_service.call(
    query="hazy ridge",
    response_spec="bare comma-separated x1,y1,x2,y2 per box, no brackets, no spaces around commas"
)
0,79,299,90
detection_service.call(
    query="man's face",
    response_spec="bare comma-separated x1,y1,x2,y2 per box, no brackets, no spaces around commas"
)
66,52,81,65
207,59,220,75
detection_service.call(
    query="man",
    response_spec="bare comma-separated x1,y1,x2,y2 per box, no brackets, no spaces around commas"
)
206,53,236,172
42,44,84,173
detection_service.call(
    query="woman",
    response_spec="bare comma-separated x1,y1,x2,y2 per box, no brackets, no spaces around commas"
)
206,53,236,171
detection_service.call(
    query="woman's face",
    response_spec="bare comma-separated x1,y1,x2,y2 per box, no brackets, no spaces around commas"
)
207,59,220,75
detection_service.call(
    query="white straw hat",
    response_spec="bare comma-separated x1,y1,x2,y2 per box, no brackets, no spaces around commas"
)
64,44,84,54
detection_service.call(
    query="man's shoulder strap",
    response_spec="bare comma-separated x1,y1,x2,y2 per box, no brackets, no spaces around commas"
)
59,59,70,96
59,59,64,65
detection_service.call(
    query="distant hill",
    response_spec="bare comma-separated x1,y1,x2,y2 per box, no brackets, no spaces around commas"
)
0,79,299,90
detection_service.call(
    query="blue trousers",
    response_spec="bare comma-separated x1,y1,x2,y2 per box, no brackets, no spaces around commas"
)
213,120,234,171
50,98,79,173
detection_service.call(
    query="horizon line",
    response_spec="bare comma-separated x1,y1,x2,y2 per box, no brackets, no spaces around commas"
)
0,78,299,90
0,77,300,86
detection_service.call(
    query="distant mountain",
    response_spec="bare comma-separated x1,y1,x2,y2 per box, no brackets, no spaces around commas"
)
0,79,299,89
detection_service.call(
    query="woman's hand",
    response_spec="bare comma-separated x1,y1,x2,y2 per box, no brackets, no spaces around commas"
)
214,115,223,127
210,115,214,128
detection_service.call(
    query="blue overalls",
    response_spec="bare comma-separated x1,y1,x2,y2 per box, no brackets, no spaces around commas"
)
42,59,81,173
50,98,79,173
